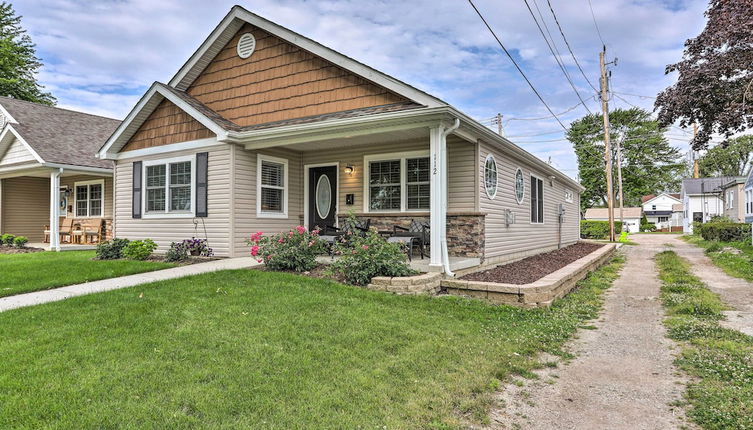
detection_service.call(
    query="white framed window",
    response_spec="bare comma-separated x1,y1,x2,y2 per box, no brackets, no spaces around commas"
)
652,204,657,211
257,154,288,218
530,174,544,224
484,154,498,199
564,188,574,203
73,179,105,218
143,155,195,218
514,168,525,204
658,216,669,223
363,151,430,212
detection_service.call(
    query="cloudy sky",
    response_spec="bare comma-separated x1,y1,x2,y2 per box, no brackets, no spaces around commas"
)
15,0,710,177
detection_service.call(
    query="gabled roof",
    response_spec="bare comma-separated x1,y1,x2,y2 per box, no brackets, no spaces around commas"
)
641,192,681,205
682,177,735,195
584,207,643,219
0,96,119,169
720,176,747,189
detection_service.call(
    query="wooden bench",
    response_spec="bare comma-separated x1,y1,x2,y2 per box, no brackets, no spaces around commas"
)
44,218,104,244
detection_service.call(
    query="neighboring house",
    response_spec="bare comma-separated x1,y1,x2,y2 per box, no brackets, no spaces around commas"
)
641,193,681,230
681,177,734,233
97,6,583,272
0,97,119,248
719,177,747,222
584,207,642,233
745,168,753,224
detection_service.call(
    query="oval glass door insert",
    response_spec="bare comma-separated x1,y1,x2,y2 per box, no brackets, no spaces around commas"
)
315,175,332,219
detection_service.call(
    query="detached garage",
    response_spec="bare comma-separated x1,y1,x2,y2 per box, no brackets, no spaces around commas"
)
584,207,642,233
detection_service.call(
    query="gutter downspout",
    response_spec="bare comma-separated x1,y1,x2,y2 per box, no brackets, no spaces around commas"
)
441,118,460,277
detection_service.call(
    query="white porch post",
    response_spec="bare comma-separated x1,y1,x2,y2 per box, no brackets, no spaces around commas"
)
429,125,444,270
49,169,61,251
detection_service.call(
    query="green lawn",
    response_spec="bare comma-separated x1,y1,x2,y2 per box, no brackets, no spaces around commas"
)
0,257,624,429
656,251,753,429
682,235,753,282
0,251,175,298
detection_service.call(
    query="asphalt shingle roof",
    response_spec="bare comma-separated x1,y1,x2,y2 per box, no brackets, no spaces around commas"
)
1,96,120,169
682,177,735,195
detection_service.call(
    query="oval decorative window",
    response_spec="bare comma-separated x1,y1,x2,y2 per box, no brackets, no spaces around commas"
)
237,33,256,59
484,155,498,199
515,168,525,203
315,175,332,219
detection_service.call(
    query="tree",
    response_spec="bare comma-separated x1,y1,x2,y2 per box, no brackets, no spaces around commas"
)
0,2,54,105
568,108,685,212
698,135,753,176
654,0,753,150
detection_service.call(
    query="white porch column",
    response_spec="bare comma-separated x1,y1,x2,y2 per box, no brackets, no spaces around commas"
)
49,169,61,251
429,125,444,270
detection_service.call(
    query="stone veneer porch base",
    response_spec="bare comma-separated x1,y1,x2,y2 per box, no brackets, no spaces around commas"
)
441,243,617,308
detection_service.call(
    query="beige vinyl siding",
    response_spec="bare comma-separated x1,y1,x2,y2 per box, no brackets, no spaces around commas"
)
0,138,36,166
60,175,113,219
0,176,49,241
479,141,580,262
447,138,477,211
233,146,303,256
114,144,232,256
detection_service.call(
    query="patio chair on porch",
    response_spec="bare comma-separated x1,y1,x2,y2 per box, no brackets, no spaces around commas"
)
320,218,371,256
44,218,74,244
387,220,429,261
82,219,104,244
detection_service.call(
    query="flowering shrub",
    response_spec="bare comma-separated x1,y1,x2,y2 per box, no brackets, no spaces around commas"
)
247,226,323,272
183,238,213,257
165,242,189,262
328,230,415,286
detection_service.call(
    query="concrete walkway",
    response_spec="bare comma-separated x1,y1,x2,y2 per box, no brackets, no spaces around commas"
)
0,257,259,313
489,234,690,429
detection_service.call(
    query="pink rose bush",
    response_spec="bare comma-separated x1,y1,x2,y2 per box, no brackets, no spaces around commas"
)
246,226,323,271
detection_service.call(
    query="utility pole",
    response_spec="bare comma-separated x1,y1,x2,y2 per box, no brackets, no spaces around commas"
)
600,48,616,242
616,134,624,230
495,113,504,136
692,123,700,178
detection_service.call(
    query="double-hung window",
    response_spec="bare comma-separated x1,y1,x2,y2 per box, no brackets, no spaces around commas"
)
74,180,104,217
530,175,544,223
144,157,194,215
257,154,288,218
365,152,430,212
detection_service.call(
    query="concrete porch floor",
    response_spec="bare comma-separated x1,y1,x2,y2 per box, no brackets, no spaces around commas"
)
315,255,481,273
28,242,98,251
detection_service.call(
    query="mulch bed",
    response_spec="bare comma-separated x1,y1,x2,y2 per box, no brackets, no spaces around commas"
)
461,242,605,285
0,245,44,254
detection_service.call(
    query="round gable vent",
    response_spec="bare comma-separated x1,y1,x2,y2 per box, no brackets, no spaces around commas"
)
237,33,256,59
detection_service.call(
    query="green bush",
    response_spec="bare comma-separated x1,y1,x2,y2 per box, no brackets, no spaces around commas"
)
696,221,751,242
247,226,324,272
328,229,416,286
122,239,158,261
165,242,189,263
639,214,656,232
1,233,16,246
12,236,28,248
580,220,624,239
95,238,131,260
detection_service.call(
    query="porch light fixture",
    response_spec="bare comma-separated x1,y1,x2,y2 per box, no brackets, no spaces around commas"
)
344,164,354,175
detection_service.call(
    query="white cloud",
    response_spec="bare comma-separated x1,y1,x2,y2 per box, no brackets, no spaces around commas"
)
15,0,710,177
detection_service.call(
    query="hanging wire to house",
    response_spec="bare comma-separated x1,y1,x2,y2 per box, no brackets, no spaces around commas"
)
522,0,594,114
586,0,606,47
467,0,569,131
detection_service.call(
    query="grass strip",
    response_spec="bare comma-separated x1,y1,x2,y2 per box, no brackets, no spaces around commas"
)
656,251,753,429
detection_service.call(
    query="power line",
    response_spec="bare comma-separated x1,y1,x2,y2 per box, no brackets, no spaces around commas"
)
505,96,596,122
586,0,606,47
522,0,594,114
545,0,599,92
467,0,569,131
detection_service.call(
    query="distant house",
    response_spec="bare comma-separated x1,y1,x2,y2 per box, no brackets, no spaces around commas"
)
681,177,734,233
719,177,747,222
584,207,642,233
641,193,681,230
0,97,119,249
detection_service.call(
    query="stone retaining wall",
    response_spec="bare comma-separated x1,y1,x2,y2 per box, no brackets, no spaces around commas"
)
367,272,443,295
442,244,617,307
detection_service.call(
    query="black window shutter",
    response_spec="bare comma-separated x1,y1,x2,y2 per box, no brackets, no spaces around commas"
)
196,152,208,217
530,176,536,222
132,161,142,219
537,179,544,223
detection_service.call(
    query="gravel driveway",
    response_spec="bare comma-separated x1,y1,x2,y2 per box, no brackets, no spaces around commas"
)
488,236,691,429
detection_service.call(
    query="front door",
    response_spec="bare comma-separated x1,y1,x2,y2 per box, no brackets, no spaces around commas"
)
308,165,337,230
